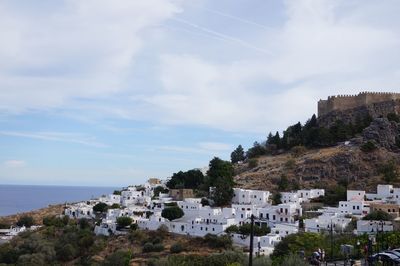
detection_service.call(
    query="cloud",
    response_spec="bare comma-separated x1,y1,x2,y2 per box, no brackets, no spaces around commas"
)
3,160,26,168
0,0,182,113
0,131,107,148
1,0,400,135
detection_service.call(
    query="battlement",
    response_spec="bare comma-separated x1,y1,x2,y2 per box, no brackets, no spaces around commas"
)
318,91,400,117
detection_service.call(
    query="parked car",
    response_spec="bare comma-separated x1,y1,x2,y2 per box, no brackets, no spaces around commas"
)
369,252,400,265
386,250,400,258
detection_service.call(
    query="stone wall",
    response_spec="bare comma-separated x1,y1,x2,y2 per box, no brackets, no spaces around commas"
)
318,92,400,117
317,99,400,128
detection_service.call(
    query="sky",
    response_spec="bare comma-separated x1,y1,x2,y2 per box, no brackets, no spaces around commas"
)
1,0,400,187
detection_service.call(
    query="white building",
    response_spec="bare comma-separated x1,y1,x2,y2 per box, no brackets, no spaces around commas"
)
64,202,95,219
304,213,351,233
356,220,393,235
232,188,270,205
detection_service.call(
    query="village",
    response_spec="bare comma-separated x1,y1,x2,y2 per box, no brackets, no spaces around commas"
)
54,178,399,257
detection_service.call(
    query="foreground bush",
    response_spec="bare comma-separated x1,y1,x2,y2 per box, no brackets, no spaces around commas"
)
102,249,132,266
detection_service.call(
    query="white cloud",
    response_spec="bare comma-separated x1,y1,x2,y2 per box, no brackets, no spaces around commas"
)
3,160,26,168
0,131,107,147
1,0,400,134
0,0,182,113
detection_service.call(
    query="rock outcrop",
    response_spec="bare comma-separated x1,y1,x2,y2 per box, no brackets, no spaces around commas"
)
362,118,400,150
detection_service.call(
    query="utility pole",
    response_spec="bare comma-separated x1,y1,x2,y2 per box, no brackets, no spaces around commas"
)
330,221,333,263
249,214,254,266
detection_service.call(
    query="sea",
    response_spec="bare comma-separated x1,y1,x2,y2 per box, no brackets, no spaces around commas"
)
0,184,118,216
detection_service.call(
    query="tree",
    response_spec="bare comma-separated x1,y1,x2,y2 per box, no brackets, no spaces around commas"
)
153,186,169,197
116,217,133,229
379,161,399,183
246,142,266,158
363,210,393,221
103,250,132,266
166,169,204,189
272,193,282,205
230,145,245,163
161,206,184,221
238,223,270,236
361,141,377,152
387,113,400,122
16,216,34,228
212,176,234,206
277,175,289,191
93,202,108,213
207,157,234,185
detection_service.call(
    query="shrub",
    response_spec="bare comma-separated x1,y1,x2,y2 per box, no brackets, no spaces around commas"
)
170,243,184,253
238,223,270,236
203,234,232,249
0,223,10,229
387,113,400,122
110,203,121,209
225,225,239,234
93,202,108,213
379,161,399,182
363,210,392,221
142,242,163,253
56,243,77,261
103,249,132,266
201,198,210,206
284,159,296,169
130,223,138,231
116,217,132,229
291,145,306,157
248,158,258,168
16,216,34,228
128,230,146,243
78,218,90,229
113,190,122,195
361,141,377,152
161,206,184,221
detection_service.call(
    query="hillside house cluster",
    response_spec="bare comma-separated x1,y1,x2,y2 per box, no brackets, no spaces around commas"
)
64,179,400,256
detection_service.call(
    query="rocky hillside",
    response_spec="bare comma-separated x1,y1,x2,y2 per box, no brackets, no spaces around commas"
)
234,118,400,192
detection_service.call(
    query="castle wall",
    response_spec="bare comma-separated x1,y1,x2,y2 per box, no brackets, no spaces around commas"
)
318,92,400,117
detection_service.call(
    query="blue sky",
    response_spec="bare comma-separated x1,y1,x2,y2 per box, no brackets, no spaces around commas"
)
1,0,400,186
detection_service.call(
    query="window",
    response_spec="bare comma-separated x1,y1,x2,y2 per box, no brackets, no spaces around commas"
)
273,215,275,220
260,213,263,218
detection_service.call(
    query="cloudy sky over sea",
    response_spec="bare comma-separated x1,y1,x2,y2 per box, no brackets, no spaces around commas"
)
1,0,400,186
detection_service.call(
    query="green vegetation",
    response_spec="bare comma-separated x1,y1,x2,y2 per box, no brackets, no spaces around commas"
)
225,223,270,236
248,158,258,168
166,169,204,189
361,141,377,152
153,186,169,197
110,203,121,209
43,215,69,227
379,160,399,182
93,202,108,213
207,157,235,206
16,215,34,228
311,184,346,206
170,242,185,253
116,216,132,229
387,112,400,122
203,234,233,249
103,249,132,266
277,175,289,191
161,206,184,221
231,145,245,163
362,210,392,221
232,113,373,161
113,190,122,195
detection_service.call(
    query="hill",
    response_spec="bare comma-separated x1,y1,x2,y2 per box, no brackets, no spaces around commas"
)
234,117,400,193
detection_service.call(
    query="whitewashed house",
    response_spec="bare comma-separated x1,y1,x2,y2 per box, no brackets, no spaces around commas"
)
64,202,95,219
258,203,301,224
297,189,325,201
232,188,270,205
356,220,393,235
304,213,351,233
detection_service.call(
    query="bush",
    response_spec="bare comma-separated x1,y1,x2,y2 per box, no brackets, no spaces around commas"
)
16,216,34,228
43,215,69,228
103,249,132,266
170,243,184,253
379,161,399,182
110,203,121,209
161,206,184,221
56,243,77,261
238,223,270,236
78,218,90,229
128,230,147,243
130,223,138,231
361,141,377,152
203,234,232,249
363,210,393,221
291,145,306,157
116,216,132,229
284,159,296,169
248,158,258,168
387,113,400,122
225,225,239,234
142,242,164,253
93,202,108,213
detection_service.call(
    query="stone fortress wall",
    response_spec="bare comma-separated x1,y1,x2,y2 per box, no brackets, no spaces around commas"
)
318,92,400,117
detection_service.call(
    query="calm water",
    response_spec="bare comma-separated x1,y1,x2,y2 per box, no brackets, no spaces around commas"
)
0,184,118,216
